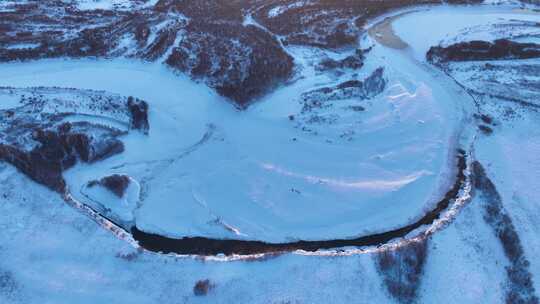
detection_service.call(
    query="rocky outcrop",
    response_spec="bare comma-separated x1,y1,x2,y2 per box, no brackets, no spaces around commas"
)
427,39,540,63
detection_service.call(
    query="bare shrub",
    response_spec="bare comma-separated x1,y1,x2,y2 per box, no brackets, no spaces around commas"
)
115,250,139,262
0,270,18,300
473,162,539,304
376,239,428,304
193,279,213,296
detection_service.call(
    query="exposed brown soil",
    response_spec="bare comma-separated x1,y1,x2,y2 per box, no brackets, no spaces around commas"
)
368,13,409,50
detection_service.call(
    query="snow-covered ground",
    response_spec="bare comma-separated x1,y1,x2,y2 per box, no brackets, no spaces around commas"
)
0,162,514,303
71,0,151,11
472,103,540,298
392,5,540,60
0,48,460,242
388,3,540,302
1,2,540,303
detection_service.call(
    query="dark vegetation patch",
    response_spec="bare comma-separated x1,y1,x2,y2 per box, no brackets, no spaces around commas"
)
89,174,130,198
251,0,483,49
142,23,183,61
301,67,386,107
376,240,428,304
474,113,494,125
0,0,293,107
127,97,149,134
131,149,467,256
427,39,540,63
349,105,366,112
0,123,124,192
478,125,493,135
316,49,368,72
115,248,142,262
0,0,486,107
0,89,147,193
193,279,214,296
0,270,19,301
430,44,540,110
481,114,494,125
472,161,539,304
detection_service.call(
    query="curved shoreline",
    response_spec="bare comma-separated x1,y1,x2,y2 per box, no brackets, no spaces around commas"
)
367,11,411,49
4,3,511,259
129,149,468,256
115,4,483,257
60,145,471,259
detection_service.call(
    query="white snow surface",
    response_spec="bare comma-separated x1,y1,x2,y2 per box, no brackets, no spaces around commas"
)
0,161,506,303
82,176,140,224
0,93,21,110
3,5,532,243
392,5,540,61
73,0,134,10
0,53,458,242
1,2,539,303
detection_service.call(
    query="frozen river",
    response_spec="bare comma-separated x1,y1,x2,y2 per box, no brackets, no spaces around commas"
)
0,4,535,248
